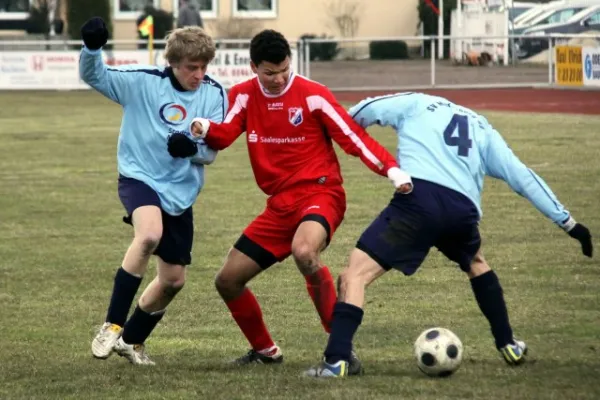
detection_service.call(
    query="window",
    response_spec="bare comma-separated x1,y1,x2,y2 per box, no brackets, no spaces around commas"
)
114,0,160,20
233,0,277,19
586,12,600,26
173,0,217,20
545,8,584,24
0,0,29,19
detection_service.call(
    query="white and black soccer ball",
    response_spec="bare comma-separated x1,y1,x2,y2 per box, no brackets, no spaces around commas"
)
414,327,463,377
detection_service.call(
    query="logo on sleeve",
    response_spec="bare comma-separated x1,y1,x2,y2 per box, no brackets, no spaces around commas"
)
288,107,303,126
159,102,187,126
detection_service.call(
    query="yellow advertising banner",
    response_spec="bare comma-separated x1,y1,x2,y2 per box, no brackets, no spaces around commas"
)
555,46,583,86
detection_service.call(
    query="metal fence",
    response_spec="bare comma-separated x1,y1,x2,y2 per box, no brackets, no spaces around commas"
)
1,33,599,91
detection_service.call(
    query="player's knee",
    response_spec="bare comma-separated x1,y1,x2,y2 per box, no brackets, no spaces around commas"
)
291,242,320,275
135,231,162,255
214,271,244,298
467,252,491,278
161,277,185,298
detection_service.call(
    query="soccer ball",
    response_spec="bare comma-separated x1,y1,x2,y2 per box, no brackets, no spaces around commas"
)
414,327,463,377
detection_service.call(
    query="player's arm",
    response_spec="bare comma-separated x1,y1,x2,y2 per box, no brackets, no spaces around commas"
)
189,86,246,150
79,18,139,106
190,84,229,165
483,129,593,257
348,93,416,130
307,90,412,192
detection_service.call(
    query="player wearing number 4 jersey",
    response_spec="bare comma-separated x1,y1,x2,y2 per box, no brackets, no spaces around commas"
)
306,92,594,378
189,30,410,369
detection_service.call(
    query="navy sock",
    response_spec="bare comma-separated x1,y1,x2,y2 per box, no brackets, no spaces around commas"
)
324,302,364,364
105,267,142,327
121,306,165,344
470,270,514,349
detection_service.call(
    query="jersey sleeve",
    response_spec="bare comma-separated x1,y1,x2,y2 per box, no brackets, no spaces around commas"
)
483,128,571,227
306,88,398,177
348,93,416,129
191,84,228,165
79,47,146,106
202,85,247,150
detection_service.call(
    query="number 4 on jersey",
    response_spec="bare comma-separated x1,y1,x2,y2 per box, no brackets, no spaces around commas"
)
443,114,472,157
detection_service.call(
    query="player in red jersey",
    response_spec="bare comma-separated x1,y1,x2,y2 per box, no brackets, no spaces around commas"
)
190,29,412,368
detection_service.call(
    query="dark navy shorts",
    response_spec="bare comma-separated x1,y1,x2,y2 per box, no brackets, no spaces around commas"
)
118,175,194,266
356,179,481,276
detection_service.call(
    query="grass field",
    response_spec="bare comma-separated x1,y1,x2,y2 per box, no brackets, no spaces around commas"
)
0,91,598,400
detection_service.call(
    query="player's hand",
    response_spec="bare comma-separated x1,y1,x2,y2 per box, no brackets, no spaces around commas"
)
191,121,203,136
387,167,413,194
168,133,198,158
190,118,210,139
567,223,593,258
81,17,109,50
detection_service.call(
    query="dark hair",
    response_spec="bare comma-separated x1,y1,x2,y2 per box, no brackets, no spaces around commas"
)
250,29,291,66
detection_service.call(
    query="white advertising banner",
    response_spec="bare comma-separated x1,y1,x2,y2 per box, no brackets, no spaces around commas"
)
0,52,87,90
582,47,600,87
0,48,298,90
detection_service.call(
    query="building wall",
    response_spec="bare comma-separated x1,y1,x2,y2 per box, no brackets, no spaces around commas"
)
109,0,419,46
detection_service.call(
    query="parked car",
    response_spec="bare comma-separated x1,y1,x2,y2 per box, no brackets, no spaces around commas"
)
513,1,568,27
516,5,600,59
512,1,595,35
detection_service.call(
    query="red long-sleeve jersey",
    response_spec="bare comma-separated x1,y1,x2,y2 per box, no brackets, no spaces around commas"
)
203,72,398,195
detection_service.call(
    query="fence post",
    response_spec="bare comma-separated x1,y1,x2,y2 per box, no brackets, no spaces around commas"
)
297,40,304,76
304,39,311,79
430,37,436,87
547,36,554,86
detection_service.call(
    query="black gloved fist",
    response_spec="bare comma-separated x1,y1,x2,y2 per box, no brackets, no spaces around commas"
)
568,223,593,258
81,17,109,50
168,133,198,158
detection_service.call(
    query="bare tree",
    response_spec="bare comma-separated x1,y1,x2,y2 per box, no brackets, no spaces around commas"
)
325,0,363,59
214,17,263,39
212,17,264,48
325,0,362,39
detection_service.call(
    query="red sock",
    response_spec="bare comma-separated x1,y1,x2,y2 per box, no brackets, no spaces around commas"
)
226,288,275,351
305,266,337,333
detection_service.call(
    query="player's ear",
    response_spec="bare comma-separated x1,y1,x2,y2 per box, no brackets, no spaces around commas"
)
250,62,258,74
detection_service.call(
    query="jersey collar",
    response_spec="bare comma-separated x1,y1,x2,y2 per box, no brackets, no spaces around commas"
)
166,67,187,92
258,70,295,98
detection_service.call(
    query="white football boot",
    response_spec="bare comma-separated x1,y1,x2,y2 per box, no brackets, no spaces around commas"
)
114,337,155,366
91,322,122,359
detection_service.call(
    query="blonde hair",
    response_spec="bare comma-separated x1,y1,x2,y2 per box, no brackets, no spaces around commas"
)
164,26,216,65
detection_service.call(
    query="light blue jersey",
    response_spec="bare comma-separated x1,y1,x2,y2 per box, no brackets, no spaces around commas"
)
80,47,227,216
349,93,570,226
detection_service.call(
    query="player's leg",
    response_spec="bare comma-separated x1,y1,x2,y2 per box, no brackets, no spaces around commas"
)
292,188,346,334
114,207,192,365
309,248,388,378
215,207,292,365
435,190,526,366
306,190,435,378
92,177,162,359
292,218,334,332
467,251,527,365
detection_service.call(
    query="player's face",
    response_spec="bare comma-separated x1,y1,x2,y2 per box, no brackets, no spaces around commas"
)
252,57,291,95
172,58,208,91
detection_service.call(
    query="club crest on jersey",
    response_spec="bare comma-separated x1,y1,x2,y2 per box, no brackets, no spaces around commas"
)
159,102,187,126
288,107,303,126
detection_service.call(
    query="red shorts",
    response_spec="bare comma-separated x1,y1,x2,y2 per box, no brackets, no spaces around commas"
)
239,184,346,266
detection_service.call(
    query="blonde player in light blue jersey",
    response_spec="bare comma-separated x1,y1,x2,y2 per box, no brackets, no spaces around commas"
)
80,17,227,365
306,92,593,378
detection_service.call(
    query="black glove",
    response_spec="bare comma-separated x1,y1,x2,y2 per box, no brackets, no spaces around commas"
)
567,223,593,258
81,17,109,50
168,134,199,158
